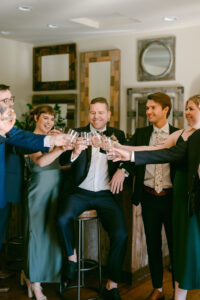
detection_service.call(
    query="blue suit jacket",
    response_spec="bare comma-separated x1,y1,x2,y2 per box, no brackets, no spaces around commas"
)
0,127,49,208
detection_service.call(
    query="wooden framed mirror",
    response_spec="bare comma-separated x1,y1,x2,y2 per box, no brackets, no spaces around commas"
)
138,37,175,81
32,93,78,128
33,43,77,91
80,49,120,128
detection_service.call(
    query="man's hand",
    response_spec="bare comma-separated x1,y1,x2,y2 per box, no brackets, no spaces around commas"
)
0,108,16,136
71,137,88,159
49,133,70,147
109,169,125,194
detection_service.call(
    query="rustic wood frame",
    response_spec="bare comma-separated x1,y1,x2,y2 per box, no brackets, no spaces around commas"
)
32,93,78,127
80,49,120,128
33,43,77,91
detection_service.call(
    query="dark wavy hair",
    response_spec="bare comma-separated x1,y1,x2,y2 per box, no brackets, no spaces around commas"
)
147,92,172,117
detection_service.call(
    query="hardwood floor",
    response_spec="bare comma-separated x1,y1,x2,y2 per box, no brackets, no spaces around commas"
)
1,268,200,300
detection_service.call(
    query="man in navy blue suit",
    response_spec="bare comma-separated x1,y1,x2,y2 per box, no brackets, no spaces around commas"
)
0,84,69,293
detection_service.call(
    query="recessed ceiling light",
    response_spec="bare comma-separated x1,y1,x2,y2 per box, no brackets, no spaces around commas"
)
18,6,32,12
163,16,178,22
47,24,59,29
1,31,11,35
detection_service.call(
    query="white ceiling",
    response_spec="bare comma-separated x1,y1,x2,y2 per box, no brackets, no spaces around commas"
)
1,0,200,46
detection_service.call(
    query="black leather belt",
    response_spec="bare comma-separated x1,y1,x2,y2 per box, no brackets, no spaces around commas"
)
143,185,173,196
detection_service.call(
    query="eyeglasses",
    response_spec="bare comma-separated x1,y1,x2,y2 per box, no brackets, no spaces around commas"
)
0,96,15,104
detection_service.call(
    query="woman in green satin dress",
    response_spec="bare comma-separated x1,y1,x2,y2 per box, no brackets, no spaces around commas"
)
21,105,72,300
110,95,200,300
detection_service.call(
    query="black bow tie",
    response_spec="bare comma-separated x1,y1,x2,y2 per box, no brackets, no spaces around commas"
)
96,130,107,135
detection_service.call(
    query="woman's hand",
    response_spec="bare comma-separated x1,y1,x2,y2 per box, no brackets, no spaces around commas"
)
48,129,62,135
110,147,132,162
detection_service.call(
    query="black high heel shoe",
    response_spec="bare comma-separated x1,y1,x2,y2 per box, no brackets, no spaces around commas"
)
60,261,77,293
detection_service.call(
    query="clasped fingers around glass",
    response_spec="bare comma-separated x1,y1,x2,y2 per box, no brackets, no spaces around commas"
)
91,132,102,147
80,132,92,145
104,137,120,160
65,129,79,144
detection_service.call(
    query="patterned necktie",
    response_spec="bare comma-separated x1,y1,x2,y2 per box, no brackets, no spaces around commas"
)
154,130,163,193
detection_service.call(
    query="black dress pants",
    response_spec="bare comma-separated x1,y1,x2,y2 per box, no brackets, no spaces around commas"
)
141,189,173,288
57,188,127,283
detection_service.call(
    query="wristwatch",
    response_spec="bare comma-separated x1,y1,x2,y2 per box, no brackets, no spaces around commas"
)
120,168,129,177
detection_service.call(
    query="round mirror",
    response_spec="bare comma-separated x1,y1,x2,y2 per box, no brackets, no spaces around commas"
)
141,42,172,77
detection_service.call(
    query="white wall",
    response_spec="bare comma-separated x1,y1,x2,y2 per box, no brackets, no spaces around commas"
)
0,37,33,119
76,25,200,132
1,25,200,131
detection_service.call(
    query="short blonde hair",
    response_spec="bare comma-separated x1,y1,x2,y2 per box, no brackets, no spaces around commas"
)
185,94,200,110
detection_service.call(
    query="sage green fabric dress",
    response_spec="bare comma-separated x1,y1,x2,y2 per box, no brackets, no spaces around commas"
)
173,136,200,289
23,157,62,283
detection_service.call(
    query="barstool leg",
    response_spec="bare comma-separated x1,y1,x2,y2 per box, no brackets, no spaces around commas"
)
97,218,102,292
78,219,81,300
81,218,85,287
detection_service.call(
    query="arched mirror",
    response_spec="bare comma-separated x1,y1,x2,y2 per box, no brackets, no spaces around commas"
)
138,37,175,81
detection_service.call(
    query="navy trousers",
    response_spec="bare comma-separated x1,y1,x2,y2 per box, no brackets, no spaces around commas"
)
57,188,127,283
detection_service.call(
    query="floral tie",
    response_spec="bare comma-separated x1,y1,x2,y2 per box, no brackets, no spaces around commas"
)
154,130,163,193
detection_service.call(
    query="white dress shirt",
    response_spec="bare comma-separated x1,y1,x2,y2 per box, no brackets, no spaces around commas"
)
78,125,110,192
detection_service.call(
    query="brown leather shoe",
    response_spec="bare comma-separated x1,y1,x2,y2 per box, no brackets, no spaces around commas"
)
147,289,165,300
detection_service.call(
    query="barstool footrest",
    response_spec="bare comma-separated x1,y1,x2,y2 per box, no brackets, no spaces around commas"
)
79,259,98,272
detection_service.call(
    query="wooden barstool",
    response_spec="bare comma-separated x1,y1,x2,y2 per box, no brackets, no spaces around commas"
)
60,210,102,300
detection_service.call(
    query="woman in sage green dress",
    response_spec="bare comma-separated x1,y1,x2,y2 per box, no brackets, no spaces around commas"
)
20,104,72,300
110,95,200,300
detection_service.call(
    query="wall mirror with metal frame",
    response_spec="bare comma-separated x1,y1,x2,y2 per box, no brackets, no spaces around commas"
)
33,43,77,91
138,37,175,81
127,86,184,138
80,49,120,128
